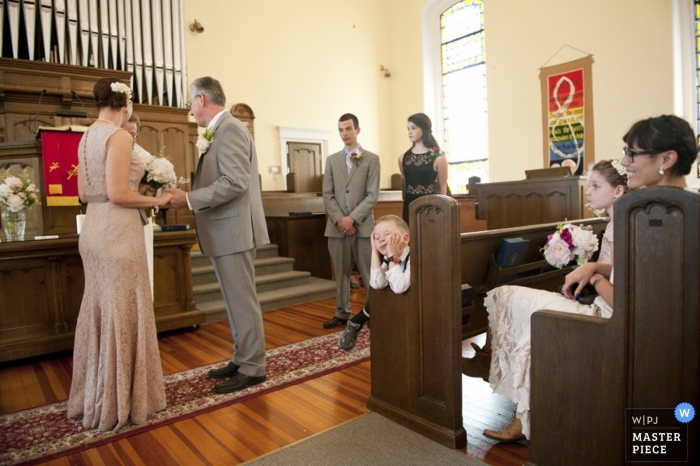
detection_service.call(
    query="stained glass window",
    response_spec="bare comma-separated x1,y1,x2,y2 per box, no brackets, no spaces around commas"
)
441,0,487,191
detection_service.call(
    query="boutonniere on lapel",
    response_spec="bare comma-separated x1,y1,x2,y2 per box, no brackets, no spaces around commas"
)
196,128,216,154
349,149,363,164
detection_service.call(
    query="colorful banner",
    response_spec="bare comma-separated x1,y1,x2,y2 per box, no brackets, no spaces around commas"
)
540,56,594,175
39,129,85,206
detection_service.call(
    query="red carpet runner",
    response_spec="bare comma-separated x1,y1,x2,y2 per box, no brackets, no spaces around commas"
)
0,331,370,465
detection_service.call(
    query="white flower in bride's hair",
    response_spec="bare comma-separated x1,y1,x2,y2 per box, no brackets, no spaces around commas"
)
110,82,132,100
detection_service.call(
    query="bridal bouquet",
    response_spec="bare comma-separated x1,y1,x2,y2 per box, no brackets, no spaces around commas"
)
542,220,599,269
0,169,40,212
138,146,189,190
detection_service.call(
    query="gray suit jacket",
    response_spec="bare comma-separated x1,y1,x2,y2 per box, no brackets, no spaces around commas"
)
189,112,269,257
323,148,380,238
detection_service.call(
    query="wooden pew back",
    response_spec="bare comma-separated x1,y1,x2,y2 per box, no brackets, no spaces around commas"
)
367,195,608,448
459,218,607,338
529,187,699,465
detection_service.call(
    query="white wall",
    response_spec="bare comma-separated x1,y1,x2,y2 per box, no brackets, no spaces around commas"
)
184,0,689,189
183,0,391,190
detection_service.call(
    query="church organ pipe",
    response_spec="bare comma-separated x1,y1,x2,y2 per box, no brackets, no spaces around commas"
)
0,0,187,108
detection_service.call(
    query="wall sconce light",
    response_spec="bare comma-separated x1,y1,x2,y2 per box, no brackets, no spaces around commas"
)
189,20,204,33
379,65,391,78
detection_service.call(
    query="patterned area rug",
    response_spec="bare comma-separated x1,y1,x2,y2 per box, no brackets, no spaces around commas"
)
0,331,370,466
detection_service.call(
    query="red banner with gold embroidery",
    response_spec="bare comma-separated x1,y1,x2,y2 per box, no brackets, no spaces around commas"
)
39,129,85,206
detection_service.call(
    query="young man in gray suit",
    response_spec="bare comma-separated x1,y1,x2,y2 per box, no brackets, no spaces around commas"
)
322,114,380,328
167,77,269,393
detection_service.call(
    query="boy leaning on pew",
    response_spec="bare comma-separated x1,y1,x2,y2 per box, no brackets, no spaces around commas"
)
338,215,411,351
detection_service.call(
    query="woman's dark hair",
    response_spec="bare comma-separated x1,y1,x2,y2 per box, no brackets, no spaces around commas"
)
588,159,628,194
622,115,698,176
408,113,440,151
93,77,131,110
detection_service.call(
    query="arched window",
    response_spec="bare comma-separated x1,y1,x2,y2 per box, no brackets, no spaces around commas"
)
435,0,488,192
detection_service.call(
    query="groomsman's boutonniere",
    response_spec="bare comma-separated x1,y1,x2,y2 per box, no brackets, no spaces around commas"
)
349,150,363,164
196,128,216,154
427,146,443,160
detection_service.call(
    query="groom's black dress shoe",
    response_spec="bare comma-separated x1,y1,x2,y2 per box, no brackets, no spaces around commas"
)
214,372,267,394
208,362,240,379
323,317,348,329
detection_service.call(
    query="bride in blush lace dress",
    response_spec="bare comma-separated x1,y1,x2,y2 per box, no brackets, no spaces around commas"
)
67,78,172,432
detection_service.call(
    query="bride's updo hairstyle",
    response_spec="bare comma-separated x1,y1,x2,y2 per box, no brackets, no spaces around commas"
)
93,77,132,110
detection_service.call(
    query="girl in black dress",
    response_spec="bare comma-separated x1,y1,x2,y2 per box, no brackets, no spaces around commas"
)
399,113,448,223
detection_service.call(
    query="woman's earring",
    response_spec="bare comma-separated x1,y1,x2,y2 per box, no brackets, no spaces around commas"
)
658,166,665,175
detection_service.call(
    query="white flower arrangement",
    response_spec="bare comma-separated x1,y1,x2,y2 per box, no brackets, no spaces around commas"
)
542,220,599,269
196,128,215,154
138,147,189,190
0,169,40,212
110,82,132,100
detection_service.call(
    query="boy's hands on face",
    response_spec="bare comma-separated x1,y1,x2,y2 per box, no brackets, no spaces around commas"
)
386,233,403,258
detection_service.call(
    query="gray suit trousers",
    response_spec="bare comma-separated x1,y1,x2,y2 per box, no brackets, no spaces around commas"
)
210,248,266,377
328,236,371,319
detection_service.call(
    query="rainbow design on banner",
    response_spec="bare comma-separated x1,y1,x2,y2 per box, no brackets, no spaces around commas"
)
547,68,585,167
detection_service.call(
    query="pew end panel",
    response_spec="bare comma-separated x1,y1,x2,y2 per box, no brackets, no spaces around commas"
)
528,187,699,466
367,195,466,449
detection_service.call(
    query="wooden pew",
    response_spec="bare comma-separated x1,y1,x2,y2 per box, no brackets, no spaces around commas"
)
528,187,699,465
474,176,595,229
367,195,607,448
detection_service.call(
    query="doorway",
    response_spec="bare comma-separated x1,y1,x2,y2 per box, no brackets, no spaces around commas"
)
287,141,322,192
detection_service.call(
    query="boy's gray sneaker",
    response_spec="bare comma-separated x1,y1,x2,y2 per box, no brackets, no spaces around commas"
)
338,321,362,351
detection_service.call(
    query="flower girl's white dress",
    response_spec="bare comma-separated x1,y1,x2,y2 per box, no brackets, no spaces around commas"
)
67,122,166,431
484,222,614,439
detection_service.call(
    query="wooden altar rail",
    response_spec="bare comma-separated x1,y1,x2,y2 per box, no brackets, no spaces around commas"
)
0,230,203,363
366,195,607,448
528,187,699,465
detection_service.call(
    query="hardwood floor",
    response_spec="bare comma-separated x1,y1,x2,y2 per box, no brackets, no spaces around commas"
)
0,290,528,466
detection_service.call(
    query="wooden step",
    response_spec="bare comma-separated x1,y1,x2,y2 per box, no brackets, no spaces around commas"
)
192,256,295,286
197,277,338,321
190,243,337,321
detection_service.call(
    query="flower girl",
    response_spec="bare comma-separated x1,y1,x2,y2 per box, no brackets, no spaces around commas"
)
462,159,628,442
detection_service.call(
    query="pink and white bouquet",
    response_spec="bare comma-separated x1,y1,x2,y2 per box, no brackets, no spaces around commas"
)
542,221,599,269
0,169,40,212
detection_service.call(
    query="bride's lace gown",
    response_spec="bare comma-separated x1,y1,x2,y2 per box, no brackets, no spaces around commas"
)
67,122,166,431
485,222,613,438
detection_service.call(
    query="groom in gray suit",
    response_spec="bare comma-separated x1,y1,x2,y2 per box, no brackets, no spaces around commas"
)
167,77,269,393
322,113,380,328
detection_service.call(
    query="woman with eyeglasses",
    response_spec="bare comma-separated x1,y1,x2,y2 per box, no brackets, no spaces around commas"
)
619,114,697,190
